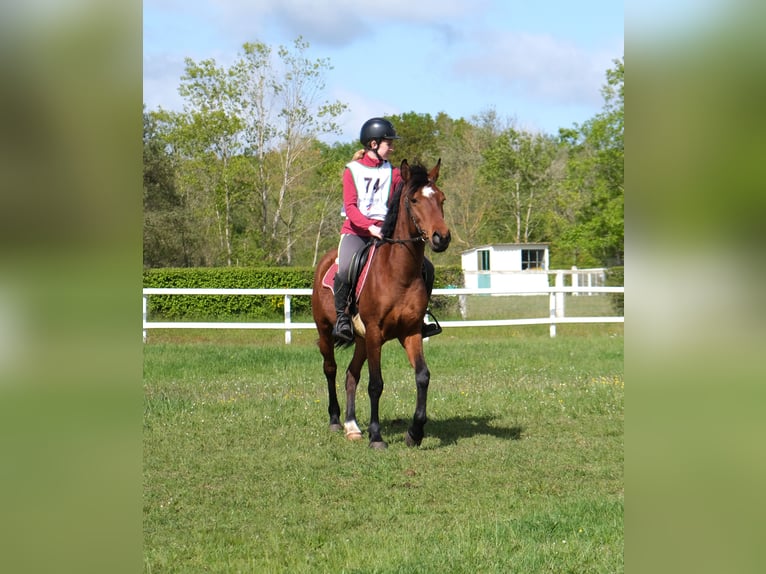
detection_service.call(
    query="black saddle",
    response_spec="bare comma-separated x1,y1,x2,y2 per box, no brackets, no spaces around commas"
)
346,241,374,295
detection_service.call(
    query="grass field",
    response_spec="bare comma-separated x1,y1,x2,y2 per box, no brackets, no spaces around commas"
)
144,323,623,573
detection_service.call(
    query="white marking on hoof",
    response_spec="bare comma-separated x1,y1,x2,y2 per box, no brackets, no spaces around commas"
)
344,421,363,440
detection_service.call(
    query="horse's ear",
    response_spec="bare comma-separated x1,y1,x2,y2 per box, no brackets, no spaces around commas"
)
429,158,441,184
400,159,410,181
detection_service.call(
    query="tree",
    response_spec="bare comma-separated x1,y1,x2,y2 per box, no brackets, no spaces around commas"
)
480,127,558,243
171,57,246,266
142,49,624,271
386,112,439,165
307,141,357,266
147,37,348,266
237,37,348,264
556,57,624,267
428,111,499,252
143,108,196,267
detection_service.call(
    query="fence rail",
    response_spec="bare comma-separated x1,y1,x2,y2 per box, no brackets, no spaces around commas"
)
143,284,624,344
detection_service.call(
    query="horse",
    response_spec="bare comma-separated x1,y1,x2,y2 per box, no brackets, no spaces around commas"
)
311,159,451,449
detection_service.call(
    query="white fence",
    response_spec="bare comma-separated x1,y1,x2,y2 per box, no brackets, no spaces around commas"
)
142,278,624,344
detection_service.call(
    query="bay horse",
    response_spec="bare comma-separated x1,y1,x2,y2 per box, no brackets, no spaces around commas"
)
311,159,451,449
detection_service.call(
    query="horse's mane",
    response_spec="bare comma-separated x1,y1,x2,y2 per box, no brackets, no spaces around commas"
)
380,163,430,239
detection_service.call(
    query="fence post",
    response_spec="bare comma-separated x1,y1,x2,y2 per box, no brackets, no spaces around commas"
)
556,271,565,319
549,288,556,338
143,295,148,343
550,271,565,338
571,266,579,296
284,294,292,345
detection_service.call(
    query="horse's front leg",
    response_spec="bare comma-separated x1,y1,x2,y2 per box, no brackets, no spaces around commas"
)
343,340,367,441
402,336,429,447
317,328,341,431
366,335,387,449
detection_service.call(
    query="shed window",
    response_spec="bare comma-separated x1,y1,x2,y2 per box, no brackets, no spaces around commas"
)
521,249,544,270
478,249,490,271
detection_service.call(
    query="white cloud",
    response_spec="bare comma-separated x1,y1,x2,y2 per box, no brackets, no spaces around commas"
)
323,87,403,144
206,0,482,47
143,1,622,134
453,30,620,107
142,53,186,110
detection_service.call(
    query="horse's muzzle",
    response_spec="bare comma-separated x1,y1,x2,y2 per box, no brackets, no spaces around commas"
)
430,230,451,252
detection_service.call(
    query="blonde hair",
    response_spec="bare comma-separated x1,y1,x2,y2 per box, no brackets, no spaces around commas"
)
351,149,365,161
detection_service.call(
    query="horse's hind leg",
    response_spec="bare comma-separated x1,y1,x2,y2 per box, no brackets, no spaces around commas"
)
318,331,341,431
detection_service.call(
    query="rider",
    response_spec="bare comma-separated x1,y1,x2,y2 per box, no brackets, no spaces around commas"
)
332,117,442,345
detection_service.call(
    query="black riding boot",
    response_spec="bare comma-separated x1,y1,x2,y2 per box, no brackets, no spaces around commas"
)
332,275,354,345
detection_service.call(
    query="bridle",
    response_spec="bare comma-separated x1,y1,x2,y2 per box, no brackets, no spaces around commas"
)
380,187,429,245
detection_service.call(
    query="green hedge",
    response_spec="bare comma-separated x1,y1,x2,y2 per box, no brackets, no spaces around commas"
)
432,265,464,289
143,267,315,320
144,265,464,320
604,266,624,315
429,265,463,316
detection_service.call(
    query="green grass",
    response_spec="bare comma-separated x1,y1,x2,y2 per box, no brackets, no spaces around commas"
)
144,329,623,573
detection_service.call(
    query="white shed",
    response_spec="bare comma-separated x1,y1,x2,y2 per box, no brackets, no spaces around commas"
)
461,243,550,292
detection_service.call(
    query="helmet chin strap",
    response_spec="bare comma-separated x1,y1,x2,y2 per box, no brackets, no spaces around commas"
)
369,140,383,163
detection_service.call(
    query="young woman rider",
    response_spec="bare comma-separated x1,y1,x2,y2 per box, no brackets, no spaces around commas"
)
332,117,441,344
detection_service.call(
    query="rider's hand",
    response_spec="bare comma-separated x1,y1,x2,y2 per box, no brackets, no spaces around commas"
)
368,224,383,239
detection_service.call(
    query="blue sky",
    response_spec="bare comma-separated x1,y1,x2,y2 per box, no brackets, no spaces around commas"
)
143,0,623,143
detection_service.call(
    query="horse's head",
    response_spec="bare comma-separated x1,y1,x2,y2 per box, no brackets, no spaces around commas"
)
400,159,451,253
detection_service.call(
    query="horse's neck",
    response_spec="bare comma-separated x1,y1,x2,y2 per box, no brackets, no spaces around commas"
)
378,243,423,288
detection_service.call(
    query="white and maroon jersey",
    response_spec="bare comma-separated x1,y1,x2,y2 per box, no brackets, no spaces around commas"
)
345,160,393,221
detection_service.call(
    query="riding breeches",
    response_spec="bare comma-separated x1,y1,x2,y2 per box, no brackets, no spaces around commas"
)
337,234,371,282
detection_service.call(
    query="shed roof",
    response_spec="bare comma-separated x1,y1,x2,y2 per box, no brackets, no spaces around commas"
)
460,243,549,255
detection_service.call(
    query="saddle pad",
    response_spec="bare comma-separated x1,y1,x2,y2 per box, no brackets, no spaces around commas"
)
354,243,376,298
321,263,338,290
320,244,377,299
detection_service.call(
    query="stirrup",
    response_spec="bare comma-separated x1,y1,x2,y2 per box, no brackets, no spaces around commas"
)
422,309,442,338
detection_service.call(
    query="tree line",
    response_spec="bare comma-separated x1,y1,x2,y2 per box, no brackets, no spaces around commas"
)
144,37,623,270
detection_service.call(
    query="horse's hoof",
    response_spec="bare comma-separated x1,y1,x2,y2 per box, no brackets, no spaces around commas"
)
329,423,343,432
369,441,388,450
405,431,422,447
344,421,363,441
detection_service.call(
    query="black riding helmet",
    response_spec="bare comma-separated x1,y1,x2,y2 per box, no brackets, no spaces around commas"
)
360,117,400,148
